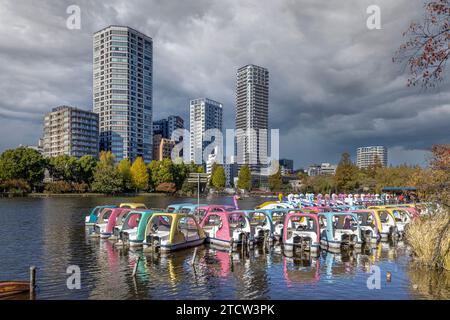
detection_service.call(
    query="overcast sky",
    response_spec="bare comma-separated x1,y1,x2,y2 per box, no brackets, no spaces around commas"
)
0,0,448,168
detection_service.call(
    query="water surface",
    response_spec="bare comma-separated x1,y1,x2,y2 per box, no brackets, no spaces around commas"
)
0,195,448,299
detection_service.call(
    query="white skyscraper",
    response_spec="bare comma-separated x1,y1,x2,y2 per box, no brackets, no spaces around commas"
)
189,98,223,165
356,146,388,169
93,26,153,162
235,64,269,173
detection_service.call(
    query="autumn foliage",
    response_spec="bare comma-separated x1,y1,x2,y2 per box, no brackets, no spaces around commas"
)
394,0,450,87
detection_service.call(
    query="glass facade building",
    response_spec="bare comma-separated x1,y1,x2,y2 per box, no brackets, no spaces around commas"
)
93,26,153,162
235,64,269,174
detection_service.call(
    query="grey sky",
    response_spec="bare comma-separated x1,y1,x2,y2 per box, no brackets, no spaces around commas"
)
0,0,448,168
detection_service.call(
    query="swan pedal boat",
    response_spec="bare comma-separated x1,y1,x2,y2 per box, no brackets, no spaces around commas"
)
115,210,156,247
282,211,321,254
85,205,118,226
94,208,136,239
199,210,254,250
318,212,363,252
143,213,206,252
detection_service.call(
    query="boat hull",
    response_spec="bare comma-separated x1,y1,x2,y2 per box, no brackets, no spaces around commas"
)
0,281,29,298
143,238,205,252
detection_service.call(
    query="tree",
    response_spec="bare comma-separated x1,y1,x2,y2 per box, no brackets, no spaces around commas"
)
268,169,283,191
301,175,335,194
410,144,450,207
374,164,422,193
394,1,450,87
91,151,123,194
47,155,80,182
130,157,149,191
334,152,360,193
172,162,189,190
237,165,252,191
117,159,133,191
148,159,174,189
78,155,97,185
211,164,226,190
0,147,45,189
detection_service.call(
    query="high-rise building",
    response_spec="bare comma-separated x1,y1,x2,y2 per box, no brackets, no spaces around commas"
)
279,159,294,175
153,115,184,139
43,106,99,158
225,156,239,188
356,146,388,169
235,64,269,173
93,25,153,162
189,98,223,165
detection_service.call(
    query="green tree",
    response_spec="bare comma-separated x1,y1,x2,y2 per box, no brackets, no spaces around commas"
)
91,151,123,194
375,164,422,193
0,147,45,189
172,162,189,190
130,157,149,191
334,152,360,193
237,165,252,191
78,155,97,185
211,164,226,190
47,155,80,182
148,159,174,188
117,159,133,191
268,169,283,191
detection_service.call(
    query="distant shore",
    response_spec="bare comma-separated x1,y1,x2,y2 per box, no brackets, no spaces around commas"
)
1,191,277,198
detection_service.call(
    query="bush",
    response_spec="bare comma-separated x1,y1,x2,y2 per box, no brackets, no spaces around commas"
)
72,182,88,193
406,211,450,270
155,182,176,193
44,181,73,193
0,179,31,194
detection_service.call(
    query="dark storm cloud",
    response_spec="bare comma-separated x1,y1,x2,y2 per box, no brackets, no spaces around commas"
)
0,0,447,167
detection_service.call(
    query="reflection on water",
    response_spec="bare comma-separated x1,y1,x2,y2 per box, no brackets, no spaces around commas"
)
408,265,450,299
0,196,449,300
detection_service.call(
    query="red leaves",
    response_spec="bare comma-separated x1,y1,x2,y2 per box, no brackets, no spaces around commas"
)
393,1,450,87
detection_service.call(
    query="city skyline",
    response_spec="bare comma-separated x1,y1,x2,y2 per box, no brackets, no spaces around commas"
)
0,1,449,168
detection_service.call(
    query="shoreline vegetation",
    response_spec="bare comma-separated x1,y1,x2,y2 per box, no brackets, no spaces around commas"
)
0,147,436,196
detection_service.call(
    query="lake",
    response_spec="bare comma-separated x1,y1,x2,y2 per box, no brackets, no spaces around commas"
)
0,195,448,299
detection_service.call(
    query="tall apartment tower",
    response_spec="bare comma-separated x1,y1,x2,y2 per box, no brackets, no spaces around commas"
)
356,146,388,169
189,98,223,165
93,26,153,162
43,106,99,158
235,64,269,173
153,115,184,139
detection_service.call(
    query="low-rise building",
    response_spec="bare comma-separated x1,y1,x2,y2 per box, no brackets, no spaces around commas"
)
307,163,337,176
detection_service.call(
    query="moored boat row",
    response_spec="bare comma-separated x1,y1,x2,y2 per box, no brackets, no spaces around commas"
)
85,196,422,256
